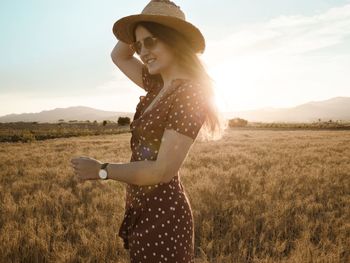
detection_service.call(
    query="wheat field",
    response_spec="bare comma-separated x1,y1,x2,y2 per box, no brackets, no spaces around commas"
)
0,129,349,263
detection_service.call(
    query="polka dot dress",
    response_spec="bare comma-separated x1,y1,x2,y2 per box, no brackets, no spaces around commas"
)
118,64,207,262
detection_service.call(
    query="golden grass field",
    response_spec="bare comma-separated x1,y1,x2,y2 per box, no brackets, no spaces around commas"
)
0,128,349,263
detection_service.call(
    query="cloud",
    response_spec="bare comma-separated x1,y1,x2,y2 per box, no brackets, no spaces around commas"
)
202,3,350,111
205,3,350,61
95,69,139,94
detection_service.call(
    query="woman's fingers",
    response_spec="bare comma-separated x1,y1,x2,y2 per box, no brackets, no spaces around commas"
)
70,156,97,183
70,158,84,183
70,156,84,164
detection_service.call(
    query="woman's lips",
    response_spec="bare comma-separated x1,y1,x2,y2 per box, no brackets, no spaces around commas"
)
146,58,157,65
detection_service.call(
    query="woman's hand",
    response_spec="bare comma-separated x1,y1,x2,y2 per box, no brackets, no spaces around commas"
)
70,156,102,182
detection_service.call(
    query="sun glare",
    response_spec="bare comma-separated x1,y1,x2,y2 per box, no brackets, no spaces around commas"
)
212,87,228,113
208,55,274,112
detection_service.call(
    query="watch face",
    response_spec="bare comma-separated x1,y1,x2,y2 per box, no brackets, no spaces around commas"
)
99,169,107,179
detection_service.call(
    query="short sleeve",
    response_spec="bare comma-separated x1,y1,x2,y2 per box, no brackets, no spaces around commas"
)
141,64,163,92
165,82,207,140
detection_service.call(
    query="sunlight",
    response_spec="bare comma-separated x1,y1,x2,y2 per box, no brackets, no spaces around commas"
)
207,54,278,111
212,85,228,113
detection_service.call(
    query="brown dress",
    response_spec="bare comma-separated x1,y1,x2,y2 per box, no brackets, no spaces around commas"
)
118,65,207,263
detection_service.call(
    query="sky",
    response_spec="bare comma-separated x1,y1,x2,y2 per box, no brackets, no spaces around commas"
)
1,0,350,116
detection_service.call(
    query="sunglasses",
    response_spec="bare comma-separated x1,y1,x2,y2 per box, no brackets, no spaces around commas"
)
130,36,158,55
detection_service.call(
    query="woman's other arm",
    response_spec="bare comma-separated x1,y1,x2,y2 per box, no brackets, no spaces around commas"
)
106,129,194,186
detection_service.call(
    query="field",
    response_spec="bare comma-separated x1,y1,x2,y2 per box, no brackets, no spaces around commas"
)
0,128,349,262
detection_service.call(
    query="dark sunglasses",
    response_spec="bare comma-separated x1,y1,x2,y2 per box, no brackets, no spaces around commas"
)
130,36,158,55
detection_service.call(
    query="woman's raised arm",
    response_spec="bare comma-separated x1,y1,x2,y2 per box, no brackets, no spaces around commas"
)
110,40,144,89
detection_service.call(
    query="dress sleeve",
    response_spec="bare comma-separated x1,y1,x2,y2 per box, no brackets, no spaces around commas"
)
164,82,207,140
141,64,163,92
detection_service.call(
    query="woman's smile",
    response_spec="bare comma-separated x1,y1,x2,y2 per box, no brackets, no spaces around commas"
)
146,57,157,66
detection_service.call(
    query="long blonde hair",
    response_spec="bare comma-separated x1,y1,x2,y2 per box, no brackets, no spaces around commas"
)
134,21,228,141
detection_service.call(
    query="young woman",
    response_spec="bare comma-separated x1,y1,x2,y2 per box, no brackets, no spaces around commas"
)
71,0,226,262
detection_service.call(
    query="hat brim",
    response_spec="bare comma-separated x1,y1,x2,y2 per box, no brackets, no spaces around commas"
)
113,14,205,54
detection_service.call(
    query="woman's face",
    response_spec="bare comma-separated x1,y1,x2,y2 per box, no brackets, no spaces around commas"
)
134,25,176,75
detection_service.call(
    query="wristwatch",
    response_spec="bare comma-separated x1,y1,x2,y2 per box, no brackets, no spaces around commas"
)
98,162,109,180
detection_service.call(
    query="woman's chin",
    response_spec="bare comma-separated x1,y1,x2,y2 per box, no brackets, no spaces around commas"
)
147,64,161,75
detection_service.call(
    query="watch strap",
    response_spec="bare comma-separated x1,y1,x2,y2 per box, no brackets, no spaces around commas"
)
101,162,109,169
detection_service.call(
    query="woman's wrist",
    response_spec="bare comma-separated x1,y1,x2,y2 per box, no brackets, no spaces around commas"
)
106,162,121,180
111,40,135,60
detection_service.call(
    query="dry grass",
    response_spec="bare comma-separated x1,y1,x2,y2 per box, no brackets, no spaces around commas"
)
0,129,349,263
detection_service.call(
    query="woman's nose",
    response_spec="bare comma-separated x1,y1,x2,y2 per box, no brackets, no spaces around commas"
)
140,52,151,64
140,45,149,57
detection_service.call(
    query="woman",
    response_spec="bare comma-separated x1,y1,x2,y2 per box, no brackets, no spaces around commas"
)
71,0,226,262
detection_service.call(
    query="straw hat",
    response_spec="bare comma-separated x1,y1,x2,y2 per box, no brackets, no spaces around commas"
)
112,0,205,54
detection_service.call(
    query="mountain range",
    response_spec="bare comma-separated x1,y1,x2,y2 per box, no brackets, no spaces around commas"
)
0,96,349,123
225,96,349,122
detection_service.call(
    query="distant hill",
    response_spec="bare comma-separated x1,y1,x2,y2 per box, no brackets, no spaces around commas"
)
0,97,349,123
224,96,350,123
0,106,134,123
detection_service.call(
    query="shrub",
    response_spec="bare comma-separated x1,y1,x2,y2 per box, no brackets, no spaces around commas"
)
229,117,248,127
118,117,131,126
